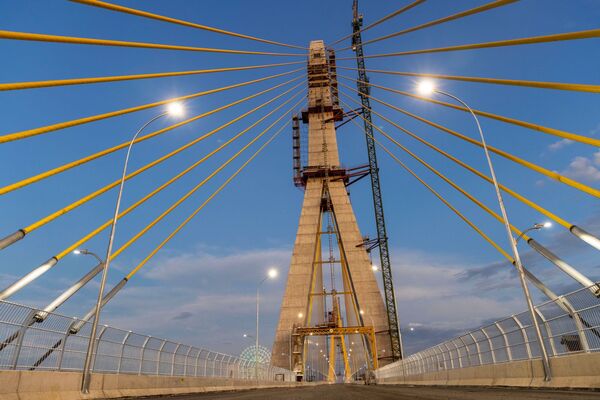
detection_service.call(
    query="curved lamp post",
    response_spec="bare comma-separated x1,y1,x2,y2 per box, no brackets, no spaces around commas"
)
415,80,552,381
516,222,552,244
81,101,186,393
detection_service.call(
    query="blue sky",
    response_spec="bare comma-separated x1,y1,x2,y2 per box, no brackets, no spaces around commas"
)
1,1,599,357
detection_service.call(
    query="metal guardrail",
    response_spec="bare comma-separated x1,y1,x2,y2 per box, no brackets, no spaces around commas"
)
0,300,293,381
376,284,600,379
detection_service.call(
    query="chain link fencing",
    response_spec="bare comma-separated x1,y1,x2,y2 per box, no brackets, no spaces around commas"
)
0,300,293,381
376,284,600,379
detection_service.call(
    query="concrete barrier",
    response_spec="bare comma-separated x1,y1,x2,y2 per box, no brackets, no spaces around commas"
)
0,370,308,400
376,352,600,389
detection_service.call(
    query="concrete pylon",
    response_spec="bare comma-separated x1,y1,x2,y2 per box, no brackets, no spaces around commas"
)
271,41,392,377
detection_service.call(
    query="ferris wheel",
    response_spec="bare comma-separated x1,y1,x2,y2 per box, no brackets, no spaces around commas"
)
240,345,271,364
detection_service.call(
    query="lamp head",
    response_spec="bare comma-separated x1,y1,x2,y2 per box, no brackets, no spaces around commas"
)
166,101,185,118
371,264,378,271
534,221,552,230
267,268,278,279
416,80,436,96
73,249,86,255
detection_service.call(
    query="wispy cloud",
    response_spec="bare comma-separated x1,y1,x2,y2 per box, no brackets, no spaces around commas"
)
548,138,574,151
391,249,523,351
100,245,291,355
561,150,600,182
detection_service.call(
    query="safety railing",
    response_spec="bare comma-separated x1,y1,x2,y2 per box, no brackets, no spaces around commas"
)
376,284,600,379
0,300,293,381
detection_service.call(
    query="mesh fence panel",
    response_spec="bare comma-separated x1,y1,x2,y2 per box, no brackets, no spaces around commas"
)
377,284,600,379
0,300,293,381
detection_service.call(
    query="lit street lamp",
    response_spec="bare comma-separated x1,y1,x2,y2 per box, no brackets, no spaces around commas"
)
73,249,103,264
416,80,552,381
516,222,552,244
81,101,186,393
255,268,278,381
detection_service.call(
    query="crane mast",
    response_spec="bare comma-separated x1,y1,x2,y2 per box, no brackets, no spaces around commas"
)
351,0,403,361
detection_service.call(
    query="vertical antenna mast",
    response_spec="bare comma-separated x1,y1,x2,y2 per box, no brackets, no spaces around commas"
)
351,0,403,361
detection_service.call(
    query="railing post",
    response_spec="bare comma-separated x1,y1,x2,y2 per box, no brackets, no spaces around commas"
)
156,340,166,375
57,319,77,371
171,343,181,376
117,331,131,374
183,346,192,376
139,336,151,375
535,308,556,357
495,321,512,361
442,342,453,369
512,315,532,358
480,326,496,364
451,340,462,368
225,355,233,378
431,346,441,371
91,325,108,373
218,353,226,377
458,336,471,367
204,351,210,377
10,309,37,370
469,332,483,366
194,348,202,377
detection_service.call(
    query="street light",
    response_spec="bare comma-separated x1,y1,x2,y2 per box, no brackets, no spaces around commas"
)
371,264,378,272
516,222,552,244
72,249,103,264
80,101,186,393
415,80,552,381
255,268,278,381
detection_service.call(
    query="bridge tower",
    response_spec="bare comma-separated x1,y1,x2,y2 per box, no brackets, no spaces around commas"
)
271,40,393,380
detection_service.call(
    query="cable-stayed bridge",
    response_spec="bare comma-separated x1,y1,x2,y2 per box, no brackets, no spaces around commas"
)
0,1,599,399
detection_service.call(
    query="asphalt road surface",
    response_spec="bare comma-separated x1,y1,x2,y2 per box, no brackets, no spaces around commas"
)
137,384,600,399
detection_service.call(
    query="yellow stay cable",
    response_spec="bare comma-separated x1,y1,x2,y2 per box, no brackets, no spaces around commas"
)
339,96,531,241
330,0,426,47
338,0,519,51
70,0,306,50
9,83,303,240
337,66,600,94
337,28,600,59
338,81,600,198
0,76,303,195
0,92,304,295
0,30,306,57
341,108,514,261
0,62,304,91
339,76,600,147
109,96,305,261
126,116,294,280
0,69,301,144
55,88,305,261
338,90,571,229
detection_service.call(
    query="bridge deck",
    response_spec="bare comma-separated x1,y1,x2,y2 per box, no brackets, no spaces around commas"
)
139,384,599,400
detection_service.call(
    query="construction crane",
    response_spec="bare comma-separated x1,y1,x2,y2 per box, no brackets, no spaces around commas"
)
351,0,403,361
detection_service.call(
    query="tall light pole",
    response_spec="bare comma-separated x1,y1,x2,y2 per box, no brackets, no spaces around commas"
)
80,102,185,393
416,80,552,381
255,268,278,381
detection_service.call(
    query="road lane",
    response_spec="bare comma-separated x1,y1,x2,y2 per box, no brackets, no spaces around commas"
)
135,384,600,399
